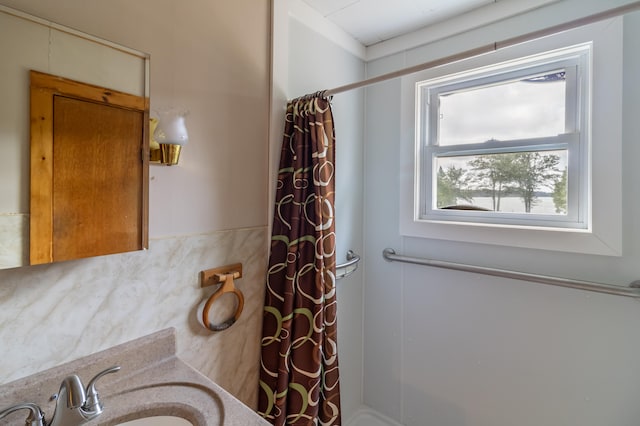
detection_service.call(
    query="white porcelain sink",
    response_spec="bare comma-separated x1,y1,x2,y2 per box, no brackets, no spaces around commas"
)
118,416,193,426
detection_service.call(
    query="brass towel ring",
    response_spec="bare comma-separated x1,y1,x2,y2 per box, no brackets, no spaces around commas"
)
198,269,245,331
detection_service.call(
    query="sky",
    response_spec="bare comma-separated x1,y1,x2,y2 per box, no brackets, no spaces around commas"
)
438,76,566,145
432,74,569,197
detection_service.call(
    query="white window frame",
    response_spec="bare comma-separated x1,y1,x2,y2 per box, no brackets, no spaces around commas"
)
419,45,588,229
399,18,623,256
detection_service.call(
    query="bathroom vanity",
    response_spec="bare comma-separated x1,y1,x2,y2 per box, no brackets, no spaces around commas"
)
0,329,268,425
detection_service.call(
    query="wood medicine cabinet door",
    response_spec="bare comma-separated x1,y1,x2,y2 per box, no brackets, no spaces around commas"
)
30,70,149,265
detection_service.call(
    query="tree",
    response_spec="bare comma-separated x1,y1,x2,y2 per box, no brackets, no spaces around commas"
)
467,153,518,211
553,167,567,214
437,165,472,207
512,152,561,213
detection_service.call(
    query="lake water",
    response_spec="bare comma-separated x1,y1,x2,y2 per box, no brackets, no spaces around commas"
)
464,196,561,215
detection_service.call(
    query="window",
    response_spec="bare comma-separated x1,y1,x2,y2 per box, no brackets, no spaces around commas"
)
399,18,623,256
419,45,589,229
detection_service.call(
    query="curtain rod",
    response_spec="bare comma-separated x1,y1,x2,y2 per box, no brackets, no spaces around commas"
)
307,1,640,98
383,249,640,299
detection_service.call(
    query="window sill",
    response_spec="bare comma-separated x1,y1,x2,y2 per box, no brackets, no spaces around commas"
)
400,217,621,256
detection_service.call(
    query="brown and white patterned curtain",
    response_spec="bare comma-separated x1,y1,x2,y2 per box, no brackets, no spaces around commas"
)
258,94,341,425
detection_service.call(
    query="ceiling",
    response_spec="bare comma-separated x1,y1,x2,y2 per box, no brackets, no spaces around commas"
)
300,0,498,46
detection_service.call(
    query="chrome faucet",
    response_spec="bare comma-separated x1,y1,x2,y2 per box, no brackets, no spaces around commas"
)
49,366,120,426
0,402,45,426
0,366,120,426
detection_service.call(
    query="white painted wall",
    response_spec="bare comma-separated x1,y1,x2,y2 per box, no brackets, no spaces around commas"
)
0,0,270,410
363,1,640,425
0,0,270,237
0,8,148,268
279,3,366,421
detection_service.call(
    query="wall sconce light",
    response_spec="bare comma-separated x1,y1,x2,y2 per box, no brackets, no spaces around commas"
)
152,109,189,166
149,117,162,163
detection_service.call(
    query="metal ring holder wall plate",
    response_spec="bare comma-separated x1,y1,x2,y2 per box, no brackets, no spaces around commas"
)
198,264,244,331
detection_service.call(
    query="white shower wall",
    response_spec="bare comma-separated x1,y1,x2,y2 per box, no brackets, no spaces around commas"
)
278,1,640,425
284,12,366,422
283,1,640,425
363,2,640,426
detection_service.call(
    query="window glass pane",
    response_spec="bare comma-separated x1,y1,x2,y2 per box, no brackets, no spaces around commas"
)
438,71,566,146
435,150,567,215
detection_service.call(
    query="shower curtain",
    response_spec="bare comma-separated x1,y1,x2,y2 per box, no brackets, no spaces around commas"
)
258,94,341,425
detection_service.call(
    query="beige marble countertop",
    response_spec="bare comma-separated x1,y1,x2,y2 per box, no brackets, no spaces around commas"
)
0,328,269,426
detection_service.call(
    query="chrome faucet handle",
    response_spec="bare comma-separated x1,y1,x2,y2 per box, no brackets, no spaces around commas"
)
0,402,45,426
83,366,121,415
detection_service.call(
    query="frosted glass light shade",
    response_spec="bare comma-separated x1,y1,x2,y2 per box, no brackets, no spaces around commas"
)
154,110,189,146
